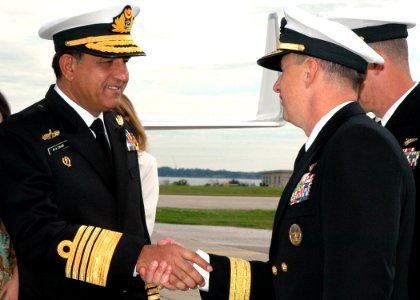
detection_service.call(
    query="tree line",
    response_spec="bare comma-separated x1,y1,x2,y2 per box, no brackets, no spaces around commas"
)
158,167,261,179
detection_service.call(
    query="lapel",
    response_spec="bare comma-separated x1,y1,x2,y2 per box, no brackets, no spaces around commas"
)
105,112,147,237
45,86,113,186
269,102,365,258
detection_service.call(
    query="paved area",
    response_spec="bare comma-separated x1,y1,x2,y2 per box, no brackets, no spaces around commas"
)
158,194,280,210
152,195,275,300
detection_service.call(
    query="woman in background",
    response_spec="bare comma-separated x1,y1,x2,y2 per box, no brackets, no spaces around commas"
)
114,94,160,236
0,91,18,300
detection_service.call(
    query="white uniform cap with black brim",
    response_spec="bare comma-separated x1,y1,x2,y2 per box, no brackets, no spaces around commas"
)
257,6,384,73
38,4,145,58
320,7,416,43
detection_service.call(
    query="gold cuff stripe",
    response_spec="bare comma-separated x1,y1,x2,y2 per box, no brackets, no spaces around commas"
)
278,42,305,52
65,34,134,47
228,257,251,300
145,283,161,299
57,226,122,287
79,227,101,281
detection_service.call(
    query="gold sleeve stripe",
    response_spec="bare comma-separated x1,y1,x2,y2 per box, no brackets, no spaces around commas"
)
57,226,122,287
228,257,251,300
72,225,95,279
79,227,101,282
145,283,161,300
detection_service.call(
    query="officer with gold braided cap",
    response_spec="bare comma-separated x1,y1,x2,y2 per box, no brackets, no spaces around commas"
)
193,6,415,300
0,3,211,300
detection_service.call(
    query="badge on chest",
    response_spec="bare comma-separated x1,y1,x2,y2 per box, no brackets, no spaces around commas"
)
290,163,317,205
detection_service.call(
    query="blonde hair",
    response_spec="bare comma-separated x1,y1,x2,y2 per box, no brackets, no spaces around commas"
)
114,94,148,151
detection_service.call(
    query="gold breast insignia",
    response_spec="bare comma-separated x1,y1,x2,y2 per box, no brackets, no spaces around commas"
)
42,129,60,141
404,138,418,146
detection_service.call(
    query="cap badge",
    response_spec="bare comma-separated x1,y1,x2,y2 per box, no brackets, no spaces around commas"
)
289,224,303,246
115,115,124,126
112,5,134,33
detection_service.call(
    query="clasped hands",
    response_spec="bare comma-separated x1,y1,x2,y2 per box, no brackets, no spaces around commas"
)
137,239,212,290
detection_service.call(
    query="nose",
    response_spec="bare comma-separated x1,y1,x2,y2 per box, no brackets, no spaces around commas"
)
113,58,129,82
273,75,281,93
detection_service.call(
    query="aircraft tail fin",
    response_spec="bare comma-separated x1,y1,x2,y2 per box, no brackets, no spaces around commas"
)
256,13,285,126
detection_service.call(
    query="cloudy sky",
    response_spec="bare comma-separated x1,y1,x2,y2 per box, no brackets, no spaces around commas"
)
1,0,418,172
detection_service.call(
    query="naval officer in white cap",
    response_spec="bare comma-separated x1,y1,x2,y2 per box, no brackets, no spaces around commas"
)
0,3,211,300
193,6,415,300
323,7,418,299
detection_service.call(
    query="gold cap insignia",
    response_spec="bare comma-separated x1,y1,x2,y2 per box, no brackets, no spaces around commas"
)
289,223,303,246
116,115,124,126
404,138,418,146
62,156,72,168
112,6,134,33
42,129,60,141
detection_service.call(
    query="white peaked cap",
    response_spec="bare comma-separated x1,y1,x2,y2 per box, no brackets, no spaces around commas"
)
320,7,416,43
257,6,384,72
38,4,144,58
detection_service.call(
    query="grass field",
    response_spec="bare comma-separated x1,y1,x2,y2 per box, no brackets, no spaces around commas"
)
157,185,281,229
160,185,283,197
156,208,275,229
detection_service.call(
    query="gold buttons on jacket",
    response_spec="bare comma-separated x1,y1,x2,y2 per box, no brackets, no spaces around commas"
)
272,265,278,275
281,262,288,272
272,262,288,275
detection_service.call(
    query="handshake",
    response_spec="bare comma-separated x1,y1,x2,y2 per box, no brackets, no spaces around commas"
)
136,239,213,291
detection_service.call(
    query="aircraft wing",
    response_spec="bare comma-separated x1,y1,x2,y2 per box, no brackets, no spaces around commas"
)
142,13,285,130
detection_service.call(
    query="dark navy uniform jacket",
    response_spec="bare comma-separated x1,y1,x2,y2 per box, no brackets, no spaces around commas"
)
384,84,420,300
200,102,415,300
0,86,151,300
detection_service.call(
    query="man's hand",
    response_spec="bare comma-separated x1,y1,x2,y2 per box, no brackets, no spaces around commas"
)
137,240,212,290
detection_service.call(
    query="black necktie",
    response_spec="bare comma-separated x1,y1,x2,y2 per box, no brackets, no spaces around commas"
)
90,118,112,161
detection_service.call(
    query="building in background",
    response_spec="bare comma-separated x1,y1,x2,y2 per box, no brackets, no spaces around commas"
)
261,170,292,187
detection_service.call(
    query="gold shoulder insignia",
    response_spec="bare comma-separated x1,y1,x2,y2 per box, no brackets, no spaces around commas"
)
42,129,60,140
115,115,124,126
404,138,418,146
112,5,133,33
308,162,317,172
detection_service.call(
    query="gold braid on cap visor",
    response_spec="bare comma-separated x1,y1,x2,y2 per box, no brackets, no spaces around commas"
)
277,42,305,52
65,34,143,53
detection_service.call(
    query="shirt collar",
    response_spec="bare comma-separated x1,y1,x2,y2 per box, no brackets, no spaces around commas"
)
305,101,353,151
54,84,104,127
378,81,418,126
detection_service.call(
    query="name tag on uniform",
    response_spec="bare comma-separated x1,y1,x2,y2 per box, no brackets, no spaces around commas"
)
48,140,69,155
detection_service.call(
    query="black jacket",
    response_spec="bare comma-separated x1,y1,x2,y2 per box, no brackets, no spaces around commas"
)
201,102,415,300
385,84,420,300
0,86,150,299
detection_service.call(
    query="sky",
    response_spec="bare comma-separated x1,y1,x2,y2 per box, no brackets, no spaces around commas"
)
1,0,419,172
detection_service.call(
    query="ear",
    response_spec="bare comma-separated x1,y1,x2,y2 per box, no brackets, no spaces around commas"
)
303,57,318,86
59,54,77,81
